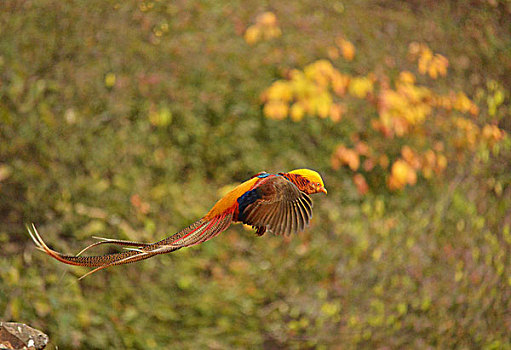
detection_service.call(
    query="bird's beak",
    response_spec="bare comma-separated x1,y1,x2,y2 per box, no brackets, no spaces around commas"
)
319,187,327,195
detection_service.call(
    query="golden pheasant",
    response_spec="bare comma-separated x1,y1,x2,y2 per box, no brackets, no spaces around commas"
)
28,169,327,279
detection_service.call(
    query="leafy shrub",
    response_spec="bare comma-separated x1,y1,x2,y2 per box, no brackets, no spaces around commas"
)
262,41,508,193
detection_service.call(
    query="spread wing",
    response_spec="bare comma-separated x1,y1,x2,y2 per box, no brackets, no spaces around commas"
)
238,176,313,236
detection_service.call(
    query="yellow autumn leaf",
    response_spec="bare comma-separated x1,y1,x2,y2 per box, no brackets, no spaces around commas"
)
257,12,277,26
424,150,436,167
105,72,116,88
428,65,438,79
418,47,433,75
264,26,282,39
315,92,333,118
389,159,416,189
290,103,305,121
435,54,448,76
399,71,415,84
436,154,447,171
401,146,415,165
263,101,288,120
329,104,344,122
336,38,355,61
348,77,373,98
331,71,350,96
335,146,360,171
244,26,260,45
327,46,339,60
453,92,474,113
265,81,293,101
149,106,172,127
304,60,334,87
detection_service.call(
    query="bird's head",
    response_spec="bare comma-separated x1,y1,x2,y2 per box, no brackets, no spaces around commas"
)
287,169,327,195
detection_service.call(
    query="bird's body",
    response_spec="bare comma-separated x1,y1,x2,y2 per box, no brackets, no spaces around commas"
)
28,169,327,279
204,174,261,220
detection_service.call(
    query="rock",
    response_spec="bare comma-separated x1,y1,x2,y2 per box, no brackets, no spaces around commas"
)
0,322,48,350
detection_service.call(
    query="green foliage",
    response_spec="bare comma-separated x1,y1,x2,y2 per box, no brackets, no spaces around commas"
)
1,0,510,348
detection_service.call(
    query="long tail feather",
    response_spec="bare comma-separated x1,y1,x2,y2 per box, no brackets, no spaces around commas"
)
27,224,148,267
77,243,184,279
77,251,153,280
27,213,233,278
76,237,153,256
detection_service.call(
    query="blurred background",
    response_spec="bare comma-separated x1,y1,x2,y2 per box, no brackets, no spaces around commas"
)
1,0,510,348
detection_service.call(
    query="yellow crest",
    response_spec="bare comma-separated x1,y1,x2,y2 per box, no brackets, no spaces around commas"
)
289,169,325,186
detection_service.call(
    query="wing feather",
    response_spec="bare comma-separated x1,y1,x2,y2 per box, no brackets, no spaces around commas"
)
252,204,267,224
263,205,278,233
290,202,299,234
281,202,290,235
291,202,300,234
269,202,284,234
306,195,313,214
239,176,313,236
275,202,287,231
295,199,307,232
300,195,313,218
294,201,302,233
288,201,296,235
280,202,289,234
299,197,309,223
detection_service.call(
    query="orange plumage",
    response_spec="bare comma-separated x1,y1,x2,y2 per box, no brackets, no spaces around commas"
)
28,169,327,279
204,176,260,220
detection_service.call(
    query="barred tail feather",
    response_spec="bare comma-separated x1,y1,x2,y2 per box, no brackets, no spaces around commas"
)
153,212,233,248
27,212,233,279
27,224,152,268
76,237,154,256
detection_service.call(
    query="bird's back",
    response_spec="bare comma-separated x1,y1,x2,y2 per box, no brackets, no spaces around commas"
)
204,176,261,220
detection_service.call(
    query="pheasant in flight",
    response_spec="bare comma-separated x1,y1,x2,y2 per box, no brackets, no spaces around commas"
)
28,169,327,279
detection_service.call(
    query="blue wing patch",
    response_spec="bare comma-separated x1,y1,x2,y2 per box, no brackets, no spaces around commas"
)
237,187,262,221
250,171,270,179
